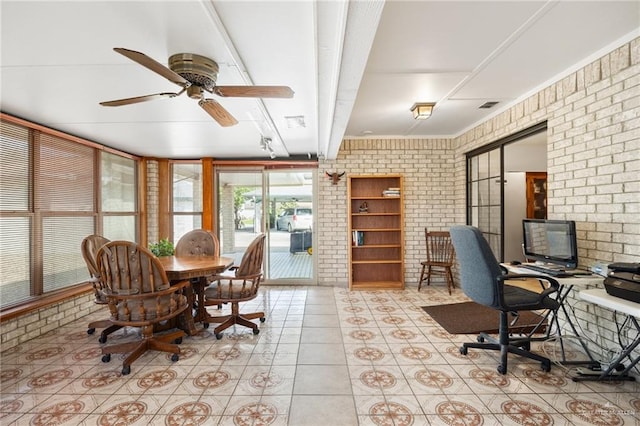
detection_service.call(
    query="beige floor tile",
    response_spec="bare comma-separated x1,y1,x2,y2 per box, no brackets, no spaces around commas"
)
1,285,638,425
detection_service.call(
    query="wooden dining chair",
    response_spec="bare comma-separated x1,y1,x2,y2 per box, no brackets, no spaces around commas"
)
81,235,122,343
175,229,220,258
175,228,221,309
203,233,266,339
418,229,456,294
95,241,191,375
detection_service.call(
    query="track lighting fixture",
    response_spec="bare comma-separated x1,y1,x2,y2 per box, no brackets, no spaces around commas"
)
260,135,276,159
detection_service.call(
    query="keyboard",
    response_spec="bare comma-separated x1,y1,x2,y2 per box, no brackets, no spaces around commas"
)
518,264,593,277
519,264,572,277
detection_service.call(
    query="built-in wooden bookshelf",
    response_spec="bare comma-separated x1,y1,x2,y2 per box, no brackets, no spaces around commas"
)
348,175,404,290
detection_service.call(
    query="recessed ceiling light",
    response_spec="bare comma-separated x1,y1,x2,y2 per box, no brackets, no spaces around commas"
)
479,101,499,109
285,115,306,128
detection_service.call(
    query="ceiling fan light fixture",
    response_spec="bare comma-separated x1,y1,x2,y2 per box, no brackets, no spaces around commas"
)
410,102,435,120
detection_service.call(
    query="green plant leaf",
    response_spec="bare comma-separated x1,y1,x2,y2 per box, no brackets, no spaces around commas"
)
149,238,174,257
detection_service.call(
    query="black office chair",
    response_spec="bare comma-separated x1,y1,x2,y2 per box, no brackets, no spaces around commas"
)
449,225,561,374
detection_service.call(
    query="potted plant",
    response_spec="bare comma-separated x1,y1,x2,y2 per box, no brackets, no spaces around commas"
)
149,238,174,257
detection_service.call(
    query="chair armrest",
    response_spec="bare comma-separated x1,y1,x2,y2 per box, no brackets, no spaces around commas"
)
105,280,191,301
498,273,560,303
501,273,560,290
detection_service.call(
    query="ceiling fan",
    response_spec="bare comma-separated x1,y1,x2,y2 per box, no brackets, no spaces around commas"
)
100,47,294,127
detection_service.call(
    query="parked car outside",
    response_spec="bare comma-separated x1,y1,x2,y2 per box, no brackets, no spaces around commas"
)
276,208,313,232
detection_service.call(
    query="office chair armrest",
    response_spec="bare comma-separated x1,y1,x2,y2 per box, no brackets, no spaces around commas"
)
499,274,560,299
501,273,560,289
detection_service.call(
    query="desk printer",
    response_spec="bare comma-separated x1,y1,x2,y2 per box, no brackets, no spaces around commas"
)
604,263,640,303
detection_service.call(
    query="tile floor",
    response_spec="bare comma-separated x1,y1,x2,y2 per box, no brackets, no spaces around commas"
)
1,285,639,425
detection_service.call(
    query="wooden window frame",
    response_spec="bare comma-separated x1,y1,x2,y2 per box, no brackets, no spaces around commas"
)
0,113,140,321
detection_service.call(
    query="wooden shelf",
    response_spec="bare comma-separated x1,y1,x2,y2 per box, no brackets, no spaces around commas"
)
348,175,404,290
352,212,400,216
348,281,404,290
352,244,401,249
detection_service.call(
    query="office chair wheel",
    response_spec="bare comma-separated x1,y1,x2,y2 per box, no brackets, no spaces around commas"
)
215,333,223,340
253,328,260,335
541,360,551,372
171,354,179,362
98,335,108,344
203,323,210,329
101,354,111,363
497,365,507,375
260,317,266,323
459,346,468,355
87,328,95,335
122,365,131,376
477,336,485,343
520,342,530,351
174,337,182,344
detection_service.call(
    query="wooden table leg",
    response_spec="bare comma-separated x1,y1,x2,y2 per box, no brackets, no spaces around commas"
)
193,276,208,324
177,280,199,336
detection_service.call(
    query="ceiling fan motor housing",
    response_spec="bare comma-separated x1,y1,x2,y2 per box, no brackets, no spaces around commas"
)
169,53,219,92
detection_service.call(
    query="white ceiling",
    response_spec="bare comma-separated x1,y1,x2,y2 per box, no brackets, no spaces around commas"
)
1,1,639,160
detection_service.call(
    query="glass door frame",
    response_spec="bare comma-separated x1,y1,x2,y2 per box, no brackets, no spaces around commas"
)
465,122,547,261
214,166,317,285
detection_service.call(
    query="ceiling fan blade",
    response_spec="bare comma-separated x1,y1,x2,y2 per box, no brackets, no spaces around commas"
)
113,47,189,87
199,99,238,127
100,92,179,107
213,86,294,98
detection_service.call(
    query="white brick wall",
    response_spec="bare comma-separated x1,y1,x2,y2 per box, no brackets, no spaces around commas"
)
1,293,101,351
317,138,460,287
445,36,640,363
146,160,159,244
314,37,639,362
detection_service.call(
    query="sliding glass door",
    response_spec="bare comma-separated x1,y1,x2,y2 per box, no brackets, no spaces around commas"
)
216,168,315,284
466,124,547,261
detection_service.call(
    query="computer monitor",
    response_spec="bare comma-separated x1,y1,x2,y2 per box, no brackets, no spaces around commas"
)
522,219,578,269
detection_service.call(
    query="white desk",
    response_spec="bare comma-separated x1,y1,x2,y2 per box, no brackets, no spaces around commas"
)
576,288,640,381
503,264,602,365
505,264,601,286
580,288,640,317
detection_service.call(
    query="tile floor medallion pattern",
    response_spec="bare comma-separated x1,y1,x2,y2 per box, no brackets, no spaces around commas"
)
1,285,639,425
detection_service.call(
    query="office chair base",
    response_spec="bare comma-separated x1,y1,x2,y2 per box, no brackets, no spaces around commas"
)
101,328,185,375
460,342,551,374
204,302,265,338
461,321,553,375
87,320,123,344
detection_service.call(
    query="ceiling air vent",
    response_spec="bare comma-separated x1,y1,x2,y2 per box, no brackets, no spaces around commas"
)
479,101,499,109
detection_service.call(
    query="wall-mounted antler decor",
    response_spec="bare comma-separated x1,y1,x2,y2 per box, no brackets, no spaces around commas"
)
325,171,345,185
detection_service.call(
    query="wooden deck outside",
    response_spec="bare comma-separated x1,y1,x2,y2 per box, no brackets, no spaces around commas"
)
222,230,313,280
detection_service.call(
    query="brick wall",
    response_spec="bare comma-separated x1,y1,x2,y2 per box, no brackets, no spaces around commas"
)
1,293,101,351
146,160,159,244
317,138,460,286
448,36,640,363
315,36,639,363
452,37,639,267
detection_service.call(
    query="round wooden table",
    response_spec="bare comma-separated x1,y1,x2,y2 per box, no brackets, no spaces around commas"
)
158,255,234,335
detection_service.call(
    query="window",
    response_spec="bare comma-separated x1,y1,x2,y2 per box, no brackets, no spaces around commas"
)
172,163,202,242
0,118,139,309
102,152,137,241
0,122,31,306
467,148,502,256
